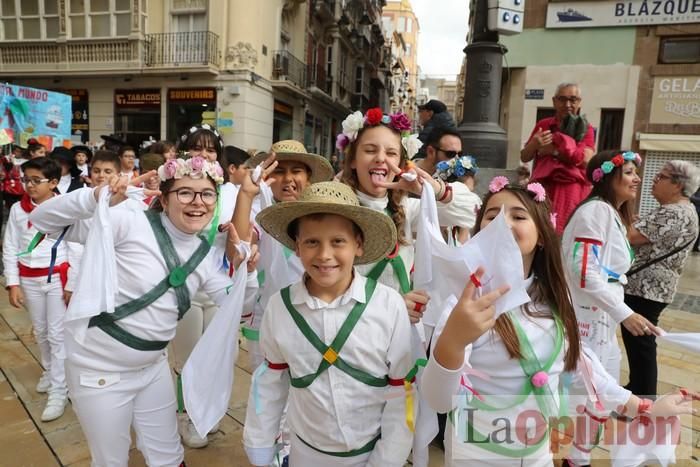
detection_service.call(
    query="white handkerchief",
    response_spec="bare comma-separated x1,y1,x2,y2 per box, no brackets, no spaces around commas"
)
657,329,700,354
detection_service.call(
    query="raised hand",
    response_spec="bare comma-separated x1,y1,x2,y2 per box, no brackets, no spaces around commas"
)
404,289,429,324
240,152,278,197
376,159,442,196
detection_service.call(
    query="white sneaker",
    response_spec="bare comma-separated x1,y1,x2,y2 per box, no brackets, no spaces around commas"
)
208,421,220,434
177,413,208,448
36,374,50,393
41,394,67,422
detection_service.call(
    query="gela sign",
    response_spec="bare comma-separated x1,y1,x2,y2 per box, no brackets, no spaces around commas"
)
546,0,700,28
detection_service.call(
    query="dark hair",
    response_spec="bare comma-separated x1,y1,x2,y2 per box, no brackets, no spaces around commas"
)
179,128,223,164
118,146,136,157
151,140,176,156
91,150,121,173
427,126,461,148
21,157,61,182
473,184,580,372
287,213,363,242
223,145,250,169
573,149,639,228
341,124,409,245
23,140,45,159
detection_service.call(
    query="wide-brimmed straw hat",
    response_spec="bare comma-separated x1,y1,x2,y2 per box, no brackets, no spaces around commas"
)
255,181,397,264
246,140,334,184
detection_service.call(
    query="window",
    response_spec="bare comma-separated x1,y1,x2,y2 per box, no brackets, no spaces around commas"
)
397,16,405,33
405,43,411,57
598,109,624,151
326,45,333,86
406,17,412,33
68,0,133,38
659,37,700,64
381,16,393,36
535,107,555,122
0,0,59,40
173,11,206,32
355,66,364,94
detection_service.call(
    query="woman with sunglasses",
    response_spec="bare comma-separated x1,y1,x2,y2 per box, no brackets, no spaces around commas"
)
520,82,595,233
29,158,249,467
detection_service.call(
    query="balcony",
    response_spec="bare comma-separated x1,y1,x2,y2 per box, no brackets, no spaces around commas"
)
271,50,308,96
144,31,219,69
308,63,332,95
312,0,336,23
0,38,142,76
0,31,220,76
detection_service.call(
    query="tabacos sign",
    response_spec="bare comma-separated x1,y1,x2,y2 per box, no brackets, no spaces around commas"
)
650,76,700,124
546,0,700,28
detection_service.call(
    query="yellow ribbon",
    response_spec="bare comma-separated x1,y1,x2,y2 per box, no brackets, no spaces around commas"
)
404,380,415,432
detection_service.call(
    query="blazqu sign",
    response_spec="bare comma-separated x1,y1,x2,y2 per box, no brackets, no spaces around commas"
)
546,0,700,28
650,76,700,124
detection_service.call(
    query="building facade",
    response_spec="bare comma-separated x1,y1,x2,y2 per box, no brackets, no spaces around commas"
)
381,0,419,118
0,0,391,157
499,0,700,212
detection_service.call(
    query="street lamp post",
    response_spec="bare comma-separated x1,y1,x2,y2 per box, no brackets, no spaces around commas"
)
457,0,509,168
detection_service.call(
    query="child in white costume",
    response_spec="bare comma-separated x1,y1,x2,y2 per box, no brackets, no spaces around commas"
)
561,151,659,465
422,179,693,467
337,107,476,466
30,158,249,467
2,157,78,422
244,182,415,467
238,140,334,370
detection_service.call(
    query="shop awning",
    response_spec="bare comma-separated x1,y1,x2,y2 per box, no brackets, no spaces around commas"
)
638,133,700,153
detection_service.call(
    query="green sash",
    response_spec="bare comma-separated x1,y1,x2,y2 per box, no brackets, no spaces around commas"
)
88,210,211,351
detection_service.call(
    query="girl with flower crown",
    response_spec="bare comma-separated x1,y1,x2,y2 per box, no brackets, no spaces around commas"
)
28,157,251,467
337,107,475,466
561,150,661,466
422,178,693,466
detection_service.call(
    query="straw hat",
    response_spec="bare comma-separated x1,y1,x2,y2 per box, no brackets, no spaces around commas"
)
256,181,397,264
246,140,334,184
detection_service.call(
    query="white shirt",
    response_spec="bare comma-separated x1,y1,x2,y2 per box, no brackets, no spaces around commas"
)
2,200,73,287
243,272,414,467
561,200,635,324
77,163,89,178
422,300,631,464
29,187,237,372
57,174,72,194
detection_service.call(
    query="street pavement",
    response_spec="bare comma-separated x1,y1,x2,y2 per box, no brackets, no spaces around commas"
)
1,255,699,466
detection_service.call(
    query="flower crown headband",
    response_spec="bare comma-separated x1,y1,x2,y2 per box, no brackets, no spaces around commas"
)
488,176,557,228
179,123,224,147
435,155,478,181
335,107,423,159
591,151,642,183
157,156,225,185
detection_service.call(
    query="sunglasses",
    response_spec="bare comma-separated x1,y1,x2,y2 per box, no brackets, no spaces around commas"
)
431,146,461,159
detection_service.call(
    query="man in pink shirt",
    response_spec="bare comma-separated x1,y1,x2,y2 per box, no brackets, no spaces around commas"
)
521,83,595,233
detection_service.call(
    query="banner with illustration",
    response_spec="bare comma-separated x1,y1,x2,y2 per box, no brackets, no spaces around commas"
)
0,84,72,149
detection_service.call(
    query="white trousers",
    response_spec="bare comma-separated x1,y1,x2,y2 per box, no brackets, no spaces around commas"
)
289,433,372,467
20,275,67,395
170,293,218,371
66,355,183,467
569,306,622,466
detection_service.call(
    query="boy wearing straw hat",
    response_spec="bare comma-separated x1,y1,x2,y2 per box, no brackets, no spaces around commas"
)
243,181,414,467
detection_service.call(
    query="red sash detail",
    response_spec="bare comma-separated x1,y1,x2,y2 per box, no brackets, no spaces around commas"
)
18,262,70,289
265,360,289,370
19,193,34,228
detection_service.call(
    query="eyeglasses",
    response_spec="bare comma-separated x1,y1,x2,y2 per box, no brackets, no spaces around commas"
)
554,95,581,104
21,176,50,185
432,146,461,159
167,188,218,205
653,173,674,183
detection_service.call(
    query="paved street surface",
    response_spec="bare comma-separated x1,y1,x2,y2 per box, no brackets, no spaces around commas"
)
1,255,699,466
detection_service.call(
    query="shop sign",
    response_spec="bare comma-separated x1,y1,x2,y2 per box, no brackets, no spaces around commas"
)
650,76,700,124
546,0,700,28
167,88,216,102
115,89,161,107
525,89,545,100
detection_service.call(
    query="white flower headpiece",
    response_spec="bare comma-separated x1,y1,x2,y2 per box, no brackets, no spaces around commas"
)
335,107,421,157
157,156,225,185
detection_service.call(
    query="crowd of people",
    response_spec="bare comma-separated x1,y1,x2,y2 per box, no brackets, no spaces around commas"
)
0,84,699,467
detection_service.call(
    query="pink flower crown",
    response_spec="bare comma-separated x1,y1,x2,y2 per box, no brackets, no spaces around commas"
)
488,176,556,227
591,151,642,183
335,107,414,154
157,156,225,185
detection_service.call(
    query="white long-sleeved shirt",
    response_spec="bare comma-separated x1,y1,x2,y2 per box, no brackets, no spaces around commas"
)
422,301,631,465
561,200,635,324
243,272,414,466
2,199,79,290
29,187,237,372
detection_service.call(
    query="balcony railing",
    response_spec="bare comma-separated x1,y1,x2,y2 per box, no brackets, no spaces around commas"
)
272,50,307,89
144,31,219,67
308,63,332,95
